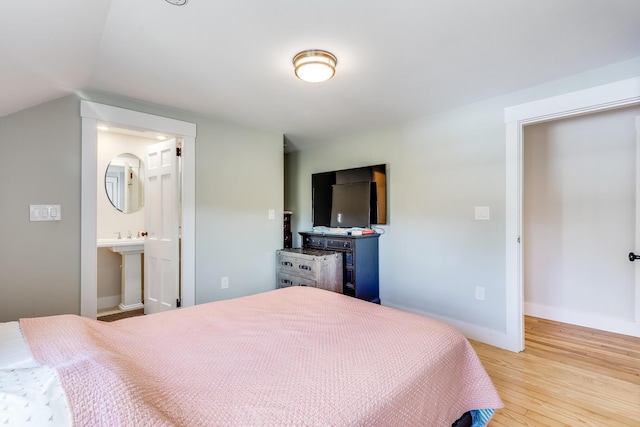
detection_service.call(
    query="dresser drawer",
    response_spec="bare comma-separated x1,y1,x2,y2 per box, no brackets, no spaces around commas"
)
303,235,326,249
275,248,343,294
327,238,352,250
276,272,317,288
277,253,317,280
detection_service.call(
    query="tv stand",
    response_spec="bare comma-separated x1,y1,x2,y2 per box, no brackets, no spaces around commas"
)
299,231,380,303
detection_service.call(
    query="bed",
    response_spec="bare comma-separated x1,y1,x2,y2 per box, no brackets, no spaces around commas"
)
1,286,502,426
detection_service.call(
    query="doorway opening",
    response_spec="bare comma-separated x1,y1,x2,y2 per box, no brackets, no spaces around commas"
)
522,107,640,335
95,126,181,317
81,101,196,319
504,76,640,352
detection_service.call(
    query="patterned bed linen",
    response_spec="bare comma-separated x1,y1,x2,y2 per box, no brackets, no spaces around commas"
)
20,286,503,426
0,321,71,426
0,321,38,369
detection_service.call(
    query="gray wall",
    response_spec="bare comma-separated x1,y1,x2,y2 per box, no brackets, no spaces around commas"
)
285,56,640,335
0,92,283,322
0,96,81,320
194,118,284,303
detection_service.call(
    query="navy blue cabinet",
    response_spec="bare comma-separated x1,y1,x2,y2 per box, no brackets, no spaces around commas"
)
299,232,380,304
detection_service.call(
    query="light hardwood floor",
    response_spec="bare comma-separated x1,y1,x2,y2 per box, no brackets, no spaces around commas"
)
469,317,640,427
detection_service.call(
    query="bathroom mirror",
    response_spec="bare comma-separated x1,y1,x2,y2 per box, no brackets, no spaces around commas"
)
105,153,144,213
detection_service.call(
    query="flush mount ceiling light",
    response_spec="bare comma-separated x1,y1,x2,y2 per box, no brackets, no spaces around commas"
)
165,0,187,5
293,50,337,83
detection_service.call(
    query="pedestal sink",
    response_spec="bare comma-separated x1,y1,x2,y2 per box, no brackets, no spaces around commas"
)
97,238,144,312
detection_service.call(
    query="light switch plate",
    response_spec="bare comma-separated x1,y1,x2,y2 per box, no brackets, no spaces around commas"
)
30,205,61,221
474,206,490,221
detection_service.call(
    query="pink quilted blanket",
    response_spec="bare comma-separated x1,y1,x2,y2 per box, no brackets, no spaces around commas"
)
21,287,502,426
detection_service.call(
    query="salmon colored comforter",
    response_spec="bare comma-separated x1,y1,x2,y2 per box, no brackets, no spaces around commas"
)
21,286,502,426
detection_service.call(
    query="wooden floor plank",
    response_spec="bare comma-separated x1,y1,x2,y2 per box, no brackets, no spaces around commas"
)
469,316,640,427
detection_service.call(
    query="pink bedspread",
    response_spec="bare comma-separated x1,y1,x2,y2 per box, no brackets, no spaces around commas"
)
21,286,502,426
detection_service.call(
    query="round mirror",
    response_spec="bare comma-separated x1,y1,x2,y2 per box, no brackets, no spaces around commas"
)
105,153,144,213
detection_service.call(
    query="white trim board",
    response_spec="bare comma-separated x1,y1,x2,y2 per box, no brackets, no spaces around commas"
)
505,77,640,124
81,100,197,318
525,303,640,338
504,76,640,352
383,302,513,350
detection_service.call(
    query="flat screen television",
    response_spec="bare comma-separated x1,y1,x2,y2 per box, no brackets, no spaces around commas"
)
330,182,371,228
312,164,387,228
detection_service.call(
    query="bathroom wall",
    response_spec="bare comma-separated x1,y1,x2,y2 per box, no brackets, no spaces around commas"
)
97,131,155,239
96,131,156,310
97,249,122,310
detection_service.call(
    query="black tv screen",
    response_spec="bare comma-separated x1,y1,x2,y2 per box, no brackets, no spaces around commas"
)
312,164,387,228
330,182,370,228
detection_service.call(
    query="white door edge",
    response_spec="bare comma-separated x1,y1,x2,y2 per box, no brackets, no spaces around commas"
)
635,116,640,328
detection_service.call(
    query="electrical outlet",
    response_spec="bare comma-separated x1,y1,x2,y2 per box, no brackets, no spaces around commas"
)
221,276,229,289
475,286,485,301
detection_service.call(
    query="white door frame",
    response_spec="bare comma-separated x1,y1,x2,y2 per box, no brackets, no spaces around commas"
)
80,101,196,318
504,76,640,352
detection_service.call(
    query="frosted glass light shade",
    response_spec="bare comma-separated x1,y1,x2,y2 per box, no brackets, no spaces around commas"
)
293,50,337,83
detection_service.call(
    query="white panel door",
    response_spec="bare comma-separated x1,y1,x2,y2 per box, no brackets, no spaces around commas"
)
144,139,180,314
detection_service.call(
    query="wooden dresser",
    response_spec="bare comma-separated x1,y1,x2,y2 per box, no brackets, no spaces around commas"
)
299,232,380,303
276,248,343,293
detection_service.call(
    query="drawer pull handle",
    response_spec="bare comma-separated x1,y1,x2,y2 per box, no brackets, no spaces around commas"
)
281,279,292,285
281,261,293,267
299,265,311,271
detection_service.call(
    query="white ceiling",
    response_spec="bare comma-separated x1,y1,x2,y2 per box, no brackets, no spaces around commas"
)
2,0,640,151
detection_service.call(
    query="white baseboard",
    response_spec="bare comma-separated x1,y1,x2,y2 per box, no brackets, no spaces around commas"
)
382,302,514,351
383,301,640,354
525,302,639,338
118,302,144,312
97,295,121,311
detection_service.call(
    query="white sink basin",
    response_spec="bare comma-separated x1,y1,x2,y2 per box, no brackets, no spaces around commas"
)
97,238,144,253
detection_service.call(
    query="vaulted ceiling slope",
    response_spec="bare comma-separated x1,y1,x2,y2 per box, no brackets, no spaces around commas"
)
2,0,640,150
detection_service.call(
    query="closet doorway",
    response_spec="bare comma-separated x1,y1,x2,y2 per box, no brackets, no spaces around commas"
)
504,77,640,352
523,107,640,334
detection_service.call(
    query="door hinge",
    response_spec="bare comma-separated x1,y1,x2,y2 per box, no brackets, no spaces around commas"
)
176,147,182,157
176,298,181,308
